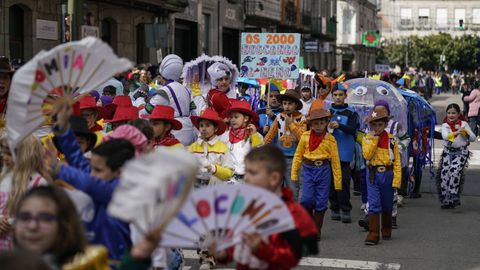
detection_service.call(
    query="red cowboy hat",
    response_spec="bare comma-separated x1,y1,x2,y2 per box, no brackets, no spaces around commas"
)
113,95,133,107
190,108,227,135
143,105,182,130
105,106,139,123
224,99,259,125
207,89,231,117
99,103,117,120
79,96,98,111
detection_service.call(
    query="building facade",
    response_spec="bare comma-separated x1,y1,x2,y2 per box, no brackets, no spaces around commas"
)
336,0,377,72
378,0,480,40
1,0,337,71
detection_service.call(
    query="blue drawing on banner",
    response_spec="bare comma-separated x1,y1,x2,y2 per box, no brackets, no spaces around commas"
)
242,56,255,65
257,57,268,66
290,64,297,71
269,56,281,66
240,66,249,77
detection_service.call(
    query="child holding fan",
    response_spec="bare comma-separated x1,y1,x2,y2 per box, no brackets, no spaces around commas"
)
437,103,475,209
291,108,342,240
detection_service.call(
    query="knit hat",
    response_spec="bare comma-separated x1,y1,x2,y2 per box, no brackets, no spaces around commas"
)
207,62,231,87
103,124,147,157
159,54,183,81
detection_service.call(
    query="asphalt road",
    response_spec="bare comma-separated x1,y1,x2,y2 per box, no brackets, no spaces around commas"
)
184,93,480,270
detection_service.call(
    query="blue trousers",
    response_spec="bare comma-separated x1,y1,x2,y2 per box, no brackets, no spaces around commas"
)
301,164,331,212
359,168,368,204
366,169,394,214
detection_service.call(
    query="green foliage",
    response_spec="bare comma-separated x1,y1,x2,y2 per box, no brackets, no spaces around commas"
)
378,33,480,71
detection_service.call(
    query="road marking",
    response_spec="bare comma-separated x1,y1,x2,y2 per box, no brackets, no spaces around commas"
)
182,250,401,269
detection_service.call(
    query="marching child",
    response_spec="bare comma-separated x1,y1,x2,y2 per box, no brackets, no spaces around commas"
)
327,82,359,223
211,145,319,270
223,100,263,183
189,108,234,269
264,89,306,200
291,108,342,240
437,103,475,209
144,105,183,148
362,106,401,245
189,108,234,187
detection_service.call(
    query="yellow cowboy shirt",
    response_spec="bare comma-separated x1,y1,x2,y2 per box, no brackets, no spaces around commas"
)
362,133,402,189
291,131,342,190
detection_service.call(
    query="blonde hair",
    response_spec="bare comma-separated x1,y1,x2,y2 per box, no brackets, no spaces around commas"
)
7,134,48,214
0,134,12,176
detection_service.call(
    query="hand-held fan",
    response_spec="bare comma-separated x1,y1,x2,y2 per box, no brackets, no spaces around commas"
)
159,184,296,250
108,147,197,238
6,37,132,155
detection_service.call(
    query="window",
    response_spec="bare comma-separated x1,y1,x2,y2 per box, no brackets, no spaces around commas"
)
473,9,480,24
436,8,448,27
418,8,430,25
400,8,412,20
455,9,465,28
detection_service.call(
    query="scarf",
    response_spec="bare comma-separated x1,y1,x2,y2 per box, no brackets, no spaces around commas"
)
443,116,465,132
378,131,390,149
308,131,326,152
229,127,248,144
156,133,180,147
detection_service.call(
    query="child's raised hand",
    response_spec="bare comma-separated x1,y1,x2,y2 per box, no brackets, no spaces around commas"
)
242,232,263,252
51,100,73,131
247,124,257,133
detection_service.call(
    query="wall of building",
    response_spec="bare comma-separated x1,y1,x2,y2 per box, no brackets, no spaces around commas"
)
379,0,480,40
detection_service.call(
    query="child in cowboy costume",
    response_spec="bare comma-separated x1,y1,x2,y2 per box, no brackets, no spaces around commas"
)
223,99,263,184
291,108,342,240
189,108,234,187
327,82,359,223
79,96,104,132
265,89,306,200
143,105,183,148
362,106,401,245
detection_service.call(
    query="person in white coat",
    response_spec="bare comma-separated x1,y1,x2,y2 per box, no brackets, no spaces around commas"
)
144,54,196,146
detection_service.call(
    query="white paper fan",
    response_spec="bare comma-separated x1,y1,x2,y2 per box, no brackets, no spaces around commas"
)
6,37,132,154
108,147,197,236
159,184,296,250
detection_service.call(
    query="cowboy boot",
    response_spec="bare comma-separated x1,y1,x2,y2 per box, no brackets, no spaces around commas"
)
381,212,392,240
364,214,380,245
314,211,325,241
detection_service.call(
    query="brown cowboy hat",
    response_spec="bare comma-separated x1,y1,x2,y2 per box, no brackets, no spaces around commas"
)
365,106,392,123
307,108,331,122
0,57,14,74
277,89,303,110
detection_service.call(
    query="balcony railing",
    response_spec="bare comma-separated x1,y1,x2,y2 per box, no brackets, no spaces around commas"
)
245,0,281,22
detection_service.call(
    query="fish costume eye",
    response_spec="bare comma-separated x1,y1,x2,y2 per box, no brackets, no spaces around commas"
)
376,86,389,96
353,86,368,96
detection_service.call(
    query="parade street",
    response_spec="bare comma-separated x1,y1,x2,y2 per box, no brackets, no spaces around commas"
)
183,93,480,270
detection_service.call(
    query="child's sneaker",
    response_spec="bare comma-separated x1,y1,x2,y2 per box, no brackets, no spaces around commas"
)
341,211,352,223
397,195,404,207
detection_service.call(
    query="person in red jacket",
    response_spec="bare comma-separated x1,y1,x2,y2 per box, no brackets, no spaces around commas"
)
210,145,318,270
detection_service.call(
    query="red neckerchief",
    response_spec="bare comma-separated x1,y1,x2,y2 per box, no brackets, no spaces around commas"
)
443,116,465,132
229,127,247,144
378,131,390,149
155,133,180,147
308,131,326,152
90,123,103,132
